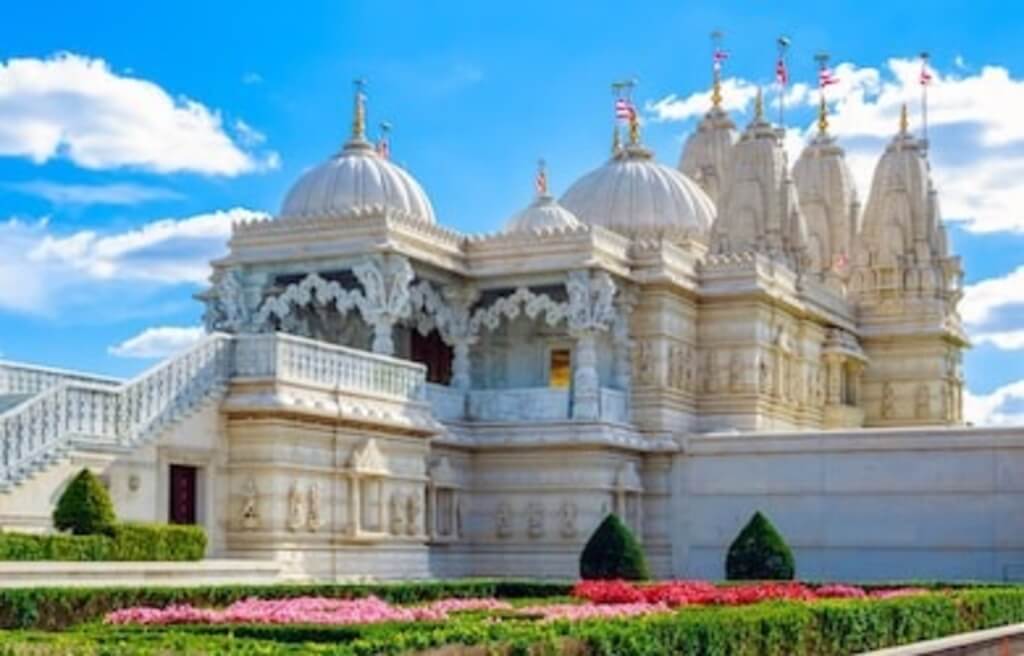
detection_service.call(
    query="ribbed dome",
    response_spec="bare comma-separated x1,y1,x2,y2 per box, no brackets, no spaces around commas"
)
279,139,435,223
505,194,582,232
560,144,716,241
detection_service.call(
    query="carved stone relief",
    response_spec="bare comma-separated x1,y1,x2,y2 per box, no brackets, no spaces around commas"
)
882,382,897,419
495,501,513,539
389,492,405,536
307,482,323,532
406,493,422,536
240,477,259,530
559,500,578,539
527,501,545,539
287,482,305,532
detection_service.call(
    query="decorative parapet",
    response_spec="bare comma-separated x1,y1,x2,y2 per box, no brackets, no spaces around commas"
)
233,332,426,402
0,362,120,396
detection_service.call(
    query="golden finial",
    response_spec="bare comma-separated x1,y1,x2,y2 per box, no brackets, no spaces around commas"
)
754,87,764,122
817,95,829,136
351,78,367,141
711,30,725,110
628,107,641,146
899,102,909,135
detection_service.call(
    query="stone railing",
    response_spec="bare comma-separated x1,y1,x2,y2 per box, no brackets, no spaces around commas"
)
0,334,234,490
0,361,120,396
427,386,630,423
233,333,427,402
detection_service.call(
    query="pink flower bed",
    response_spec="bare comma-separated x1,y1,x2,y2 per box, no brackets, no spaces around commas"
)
104,583,934,628
571,580,930,608
106,595,511,627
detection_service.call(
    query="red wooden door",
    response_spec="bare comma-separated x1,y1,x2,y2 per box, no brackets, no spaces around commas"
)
169,465,197,525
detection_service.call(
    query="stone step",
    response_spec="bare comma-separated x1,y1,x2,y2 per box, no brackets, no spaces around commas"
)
0,559,283,588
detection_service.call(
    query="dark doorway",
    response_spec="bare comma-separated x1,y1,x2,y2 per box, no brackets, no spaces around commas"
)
169,464,198,525
410,329,453,385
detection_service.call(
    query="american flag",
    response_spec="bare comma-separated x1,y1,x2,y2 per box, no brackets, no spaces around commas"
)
713,48,729,72
376,138,390,159
919,63,933,86
775,57,789,86
819,67,839,87
614,97,634,121
833,252,849,273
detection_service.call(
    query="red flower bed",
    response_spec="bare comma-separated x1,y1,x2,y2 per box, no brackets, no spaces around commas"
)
571,580,927,608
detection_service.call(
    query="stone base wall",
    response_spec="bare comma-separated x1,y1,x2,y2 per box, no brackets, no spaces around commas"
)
673,427,1024,581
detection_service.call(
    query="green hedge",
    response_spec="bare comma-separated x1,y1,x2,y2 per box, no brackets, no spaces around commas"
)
5,588,1024,655
0,523,206,564
0,579,573,630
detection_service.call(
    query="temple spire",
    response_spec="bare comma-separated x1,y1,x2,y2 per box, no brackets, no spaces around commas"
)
753,86,764,123
899,102,909,136
817,95,829,136
351,79,367,142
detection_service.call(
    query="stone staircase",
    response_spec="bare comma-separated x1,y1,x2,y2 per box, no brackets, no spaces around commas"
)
0,334,234,492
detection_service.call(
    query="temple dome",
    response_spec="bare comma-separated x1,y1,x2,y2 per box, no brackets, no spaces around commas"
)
793,131,859,277
279,139,435,223
505,194,581,232
560,143,715,242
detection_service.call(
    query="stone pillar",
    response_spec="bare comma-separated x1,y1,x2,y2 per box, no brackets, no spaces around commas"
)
572,331,600,420
370,321,395,355
825,354,843,406
450,339,475,390
353,255,415,356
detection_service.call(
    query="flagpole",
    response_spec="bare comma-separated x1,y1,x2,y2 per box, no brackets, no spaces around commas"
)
777,36,790,128
920,51,930,146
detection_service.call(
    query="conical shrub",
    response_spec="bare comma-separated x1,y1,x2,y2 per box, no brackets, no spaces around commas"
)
579,513,650,581
53,469,116,536
725,511,795,580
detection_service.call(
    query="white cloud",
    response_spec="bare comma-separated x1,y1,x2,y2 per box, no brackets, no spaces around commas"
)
0,53,279,175
241,72,263,85
964,380,1024,426
648,57,1024,234
960,265,1024,327
973,330,1024,350
109,325,204,358
0,207,268,315
8,180,182,206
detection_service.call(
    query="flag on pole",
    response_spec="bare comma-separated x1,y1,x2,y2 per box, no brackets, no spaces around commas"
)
833,252,849,274
614,97,633,121
376,137,390,159
713,47,729,72
919,62,933,86
775,57,789,86
535,164,548,196
819,67,840,87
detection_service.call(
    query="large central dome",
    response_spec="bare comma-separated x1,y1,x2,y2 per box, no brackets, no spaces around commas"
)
278,90,435,224
560,143,715,242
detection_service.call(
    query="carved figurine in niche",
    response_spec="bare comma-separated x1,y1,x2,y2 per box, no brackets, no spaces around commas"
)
287,482,305,532
881,382,897,419
788,362,801,404
728,350,743,392
915,384,931,420
559,500,578,539
702,351,714,393
757,353,771,394
683,346,695,391
667,345,680,389
495,501,513,539
634,341,655,385
240,477,259,530
454,496,463,538
406,493,421,536
389,492,405,536
307,482,323,532
527,502,545,539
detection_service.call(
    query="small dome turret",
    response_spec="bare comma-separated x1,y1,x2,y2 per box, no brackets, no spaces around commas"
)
279,83,435,223
505,161,582,232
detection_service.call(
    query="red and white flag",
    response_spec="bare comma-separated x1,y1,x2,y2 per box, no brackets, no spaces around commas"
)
535,167,548,196
376,138,390,159
614,97,633,121
833,252,849,273
819,67,839,87
775,57,789,86
919,63,933,86
713,48,729,72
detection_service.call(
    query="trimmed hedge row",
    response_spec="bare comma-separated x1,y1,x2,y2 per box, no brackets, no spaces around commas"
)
0,579,574,630
5,588,1024,655
0,523,206,563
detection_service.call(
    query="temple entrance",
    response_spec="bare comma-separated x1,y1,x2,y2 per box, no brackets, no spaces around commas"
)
411,329,453,385
168,464,198,525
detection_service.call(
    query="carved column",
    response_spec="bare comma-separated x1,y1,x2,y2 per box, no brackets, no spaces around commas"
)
566,270,617,422
441,286,480,391
353,255,414,356
824,354,843,406
572,330,600,420
612,289,636,394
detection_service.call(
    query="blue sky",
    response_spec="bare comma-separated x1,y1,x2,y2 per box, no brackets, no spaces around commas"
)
2,1,1024,423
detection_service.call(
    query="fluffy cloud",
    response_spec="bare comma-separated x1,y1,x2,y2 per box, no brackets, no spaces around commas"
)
109,325,204,359
960,265,1024,327
647,58,1024,235
7,180,182,206
0,53,279,175
964,381,1024,426
0,207,268,315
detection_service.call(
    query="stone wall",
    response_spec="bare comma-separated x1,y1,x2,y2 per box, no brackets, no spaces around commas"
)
672,427,1024,581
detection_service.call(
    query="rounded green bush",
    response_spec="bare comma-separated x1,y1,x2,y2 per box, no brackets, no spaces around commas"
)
579,513,650,581
52,469,116,536
725,511,795,580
